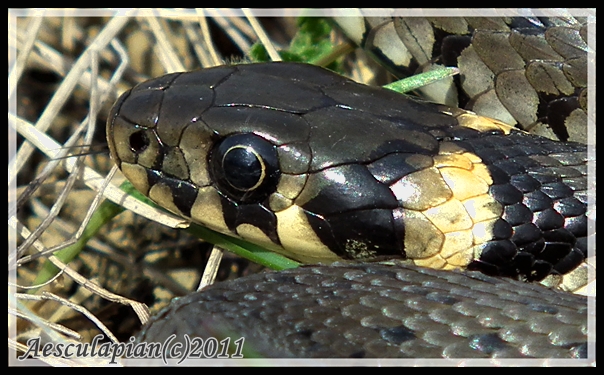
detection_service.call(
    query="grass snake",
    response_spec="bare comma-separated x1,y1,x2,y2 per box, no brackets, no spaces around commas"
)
106,60,593,359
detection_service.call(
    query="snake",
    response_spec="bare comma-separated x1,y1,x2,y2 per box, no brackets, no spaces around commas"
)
106,62,592,359
332,15,589,144
105,17,593,359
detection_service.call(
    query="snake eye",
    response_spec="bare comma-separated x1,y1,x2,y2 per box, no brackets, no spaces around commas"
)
210,133,280,203
129,131,150,154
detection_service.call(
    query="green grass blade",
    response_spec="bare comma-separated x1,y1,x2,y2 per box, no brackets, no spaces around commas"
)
383,66,459,94
31,195,125,291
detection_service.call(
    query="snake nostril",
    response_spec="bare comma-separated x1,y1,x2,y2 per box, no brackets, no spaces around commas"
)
129,131,150,154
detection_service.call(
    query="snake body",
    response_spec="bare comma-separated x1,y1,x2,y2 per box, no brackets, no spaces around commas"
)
107,60,592,358
135,262,588,358
333,15,589,143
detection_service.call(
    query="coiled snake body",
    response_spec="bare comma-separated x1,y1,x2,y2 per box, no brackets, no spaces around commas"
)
107,19,593,359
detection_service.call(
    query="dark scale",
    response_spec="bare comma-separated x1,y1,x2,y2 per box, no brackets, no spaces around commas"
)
489,184,524,205
523,190,554,212
166,177,199,219
366,152,433,185
458,131,588,281
509,174,542,194
322,209,403,260
299,164,402,259
218,193,281,246
564,216,588,238
235,204,282,245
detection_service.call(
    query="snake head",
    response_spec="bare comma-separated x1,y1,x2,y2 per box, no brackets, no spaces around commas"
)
105,63,429,262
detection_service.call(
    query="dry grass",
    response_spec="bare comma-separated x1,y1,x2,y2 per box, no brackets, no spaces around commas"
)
9,10,361,365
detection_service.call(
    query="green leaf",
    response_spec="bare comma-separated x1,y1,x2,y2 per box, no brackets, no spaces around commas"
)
249,17,342,72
